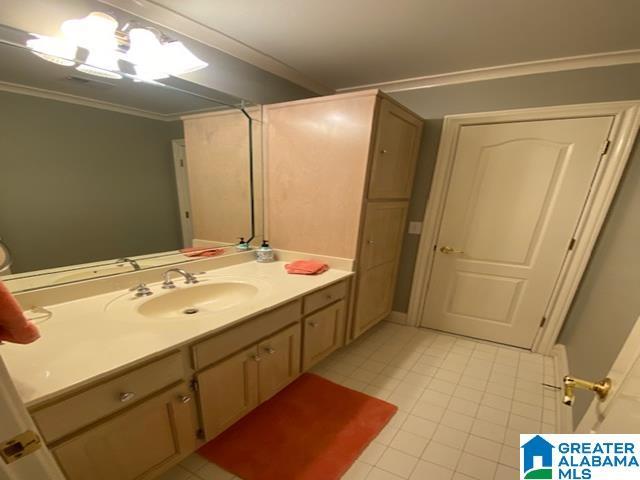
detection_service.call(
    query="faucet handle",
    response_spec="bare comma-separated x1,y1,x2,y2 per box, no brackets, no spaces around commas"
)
185,272,200,284
130,283,152,297
162,279,176,289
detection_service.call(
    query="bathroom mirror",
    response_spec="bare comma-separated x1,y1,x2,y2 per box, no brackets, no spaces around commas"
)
0,22,263,292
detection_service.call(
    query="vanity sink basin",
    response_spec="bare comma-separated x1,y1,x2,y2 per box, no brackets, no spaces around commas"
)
105,279,268,320
133,281,259,319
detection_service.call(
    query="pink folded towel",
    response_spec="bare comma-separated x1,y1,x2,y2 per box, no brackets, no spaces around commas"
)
0,281,40,345
285,260,329,275
180,247,225,258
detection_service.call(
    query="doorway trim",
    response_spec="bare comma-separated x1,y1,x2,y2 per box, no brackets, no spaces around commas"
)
407,101,640,354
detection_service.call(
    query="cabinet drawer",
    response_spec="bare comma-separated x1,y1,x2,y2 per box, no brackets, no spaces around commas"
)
303,300,346,370
32,352,184,444
303,281,348,315
193,300,302,370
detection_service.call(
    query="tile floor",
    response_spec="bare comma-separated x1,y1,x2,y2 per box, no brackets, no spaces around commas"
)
159,322,560,480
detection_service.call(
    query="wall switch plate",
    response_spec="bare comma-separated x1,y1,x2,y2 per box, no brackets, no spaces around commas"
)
408,221,423,235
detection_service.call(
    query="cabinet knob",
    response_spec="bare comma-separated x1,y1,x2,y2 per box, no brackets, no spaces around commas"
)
309,321,318,328
264,347,276,355
251,354,262,362
325,294,333,300
119,392,136,403
179,395,192,404
380,149,388,154
367,240,375,245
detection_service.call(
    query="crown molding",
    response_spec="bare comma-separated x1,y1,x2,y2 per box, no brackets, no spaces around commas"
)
99,0,334,96
337,49,640,93
0,80,189,121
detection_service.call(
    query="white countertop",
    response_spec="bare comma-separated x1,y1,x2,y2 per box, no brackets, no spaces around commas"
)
1,260,352,408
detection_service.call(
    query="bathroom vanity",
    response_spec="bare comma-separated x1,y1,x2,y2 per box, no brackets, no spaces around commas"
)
3,256,352,479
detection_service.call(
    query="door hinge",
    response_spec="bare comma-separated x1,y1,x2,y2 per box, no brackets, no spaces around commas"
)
1,430,42,464
601,139,611,156
568,238,576,251
540,316,547,328
196,428,205,440
185,211,190,219
433,244,437,251
190,379,199,392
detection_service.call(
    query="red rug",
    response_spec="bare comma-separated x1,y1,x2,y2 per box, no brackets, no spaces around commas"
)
198,373,397,480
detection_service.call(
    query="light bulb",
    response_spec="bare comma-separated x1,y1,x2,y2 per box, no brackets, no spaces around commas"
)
26,35,77,66
62,12,118,50
126,28,169,81
161,41,208,75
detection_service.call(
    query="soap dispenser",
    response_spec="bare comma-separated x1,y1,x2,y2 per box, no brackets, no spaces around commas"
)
236,237,250,251
256,240,275,263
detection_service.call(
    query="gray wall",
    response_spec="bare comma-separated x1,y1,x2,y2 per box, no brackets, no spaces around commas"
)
389,63,640,428
0,91,184,273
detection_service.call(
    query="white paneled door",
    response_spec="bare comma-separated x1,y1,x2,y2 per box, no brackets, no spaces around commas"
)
421,116,613,348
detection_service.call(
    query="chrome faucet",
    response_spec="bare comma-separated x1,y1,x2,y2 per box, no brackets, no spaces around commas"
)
117,257,141,271
162,268,199,289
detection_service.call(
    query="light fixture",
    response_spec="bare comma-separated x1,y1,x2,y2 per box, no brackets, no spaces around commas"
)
61,12,119,51
26,34,77,66
26,11,208,81
126,27,169,81
61,12,123,79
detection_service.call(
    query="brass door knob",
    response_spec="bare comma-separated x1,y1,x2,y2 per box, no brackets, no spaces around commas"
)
440,246,464,255
563,375,612,406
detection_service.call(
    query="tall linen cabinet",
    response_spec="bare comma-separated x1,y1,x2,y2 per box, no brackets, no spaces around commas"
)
264,90,423,339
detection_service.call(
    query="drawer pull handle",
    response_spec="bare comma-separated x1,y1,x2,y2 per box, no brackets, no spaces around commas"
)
119,392,136,403
309,321,318,328
251,354,262,362
264,347,276,355
179,395,192,404
325,294,333,300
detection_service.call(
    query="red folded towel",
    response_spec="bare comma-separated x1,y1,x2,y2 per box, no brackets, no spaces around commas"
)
0,281,40,344
180,247,225,258
285,260,329,275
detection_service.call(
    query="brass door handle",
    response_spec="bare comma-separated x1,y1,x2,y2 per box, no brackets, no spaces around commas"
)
440,246,464,255
563,375,612,406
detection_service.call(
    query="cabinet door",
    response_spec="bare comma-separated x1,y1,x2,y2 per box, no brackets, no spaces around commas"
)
360,201,408,270
52,384,196,480
302,300,346,370
258,323,301,402
353,262,397,337
368,98,423,200
197,345,259,440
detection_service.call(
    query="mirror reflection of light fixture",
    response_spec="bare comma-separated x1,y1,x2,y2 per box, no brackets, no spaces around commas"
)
26,34,77,66
25,11,208,81
161,41,208,74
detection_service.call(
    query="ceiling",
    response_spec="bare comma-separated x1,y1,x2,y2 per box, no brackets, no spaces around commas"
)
150,0,640,90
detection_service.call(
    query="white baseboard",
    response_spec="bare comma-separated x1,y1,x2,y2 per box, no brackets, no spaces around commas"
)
551,343,573,433
387,311,408,325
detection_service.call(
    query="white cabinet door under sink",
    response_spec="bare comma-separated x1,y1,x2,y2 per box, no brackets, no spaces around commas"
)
421,116,613,348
